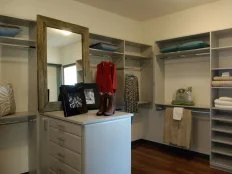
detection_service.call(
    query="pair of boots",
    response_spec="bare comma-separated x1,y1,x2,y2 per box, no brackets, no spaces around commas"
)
97,93,116,116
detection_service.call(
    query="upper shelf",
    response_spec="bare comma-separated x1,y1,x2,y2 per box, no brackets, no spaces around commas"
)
211,45,232,51
125,53,152,60
0,36,36,48
0,15,36,27
156,47,210,59
89,48,123,58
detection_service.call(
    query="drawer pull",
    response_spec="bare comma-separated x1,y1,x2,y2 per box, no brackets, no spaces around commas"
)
57,168,65,174
57,137,65,146
57,137,65,142
57,124,65,131
57,153,65,159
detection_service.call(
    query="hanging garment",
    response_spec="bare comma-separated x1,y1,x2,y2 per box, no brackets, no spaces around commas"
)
96,61,117,93
164,107,192,149
124,74,139,113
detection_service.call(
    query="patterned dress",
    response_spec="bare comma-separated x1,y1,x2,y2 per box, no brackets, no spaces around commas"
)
124,74,139,113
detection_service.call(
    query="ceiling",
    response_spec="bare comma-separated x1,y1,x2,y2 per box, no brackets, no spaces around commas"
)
47,27,81,48
73,0,218,21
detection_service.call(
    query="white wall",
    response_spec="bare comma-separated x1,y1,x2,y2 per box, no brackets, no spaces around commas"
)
47,47,61,64
0,0,144,43
142,0,232,44
141,0,232,149
60,42,82,65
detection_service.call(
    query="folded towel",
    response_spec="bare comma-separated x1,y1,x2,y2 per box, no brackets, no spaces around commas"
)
214,99,232,106
215,104,232,109
173,107,184,120
212,81,232,87
213,76,232,81
219,97,232,102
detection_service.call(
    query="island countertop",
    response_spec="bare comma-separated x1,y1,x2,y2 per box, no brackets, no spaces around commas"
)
42,110,133,125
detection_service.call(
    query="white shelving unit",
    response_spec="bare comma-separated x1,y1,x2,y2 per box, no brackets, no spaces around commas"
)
210,28,232,173
154,29,232,172
0,15,37,174
89,33,153,110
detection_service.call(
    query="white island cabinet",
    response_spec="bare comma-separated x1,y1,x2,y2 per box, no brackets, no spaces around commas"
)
40,110,133,174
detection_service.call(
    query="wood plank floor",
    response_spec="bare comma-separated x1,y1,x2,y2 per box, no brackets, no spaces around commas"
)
132,143,229,174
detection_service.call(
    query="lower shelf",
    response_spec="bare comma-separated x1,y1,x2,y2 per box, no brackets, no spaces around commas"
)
211,154,232,172
212,125,232,134
0,111,36,125
212,146,232,157
212,134,232,146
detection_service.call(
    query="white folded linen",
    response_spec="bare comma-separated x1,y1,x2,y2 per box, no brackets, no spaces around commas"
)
219,97,232,102
214,99,232,106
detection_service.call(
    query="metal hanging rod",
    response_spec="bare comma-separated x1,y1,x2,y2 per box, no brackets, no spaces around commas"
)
191,110,210,114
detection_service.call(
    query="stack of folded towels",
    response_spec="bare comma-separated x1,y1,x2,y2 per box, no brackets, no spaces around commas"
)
214,97,232,109
212,74,232,87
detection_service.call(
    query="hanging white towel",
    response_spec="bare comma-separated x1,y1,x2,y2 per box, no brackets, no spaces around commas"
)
173,107,184,120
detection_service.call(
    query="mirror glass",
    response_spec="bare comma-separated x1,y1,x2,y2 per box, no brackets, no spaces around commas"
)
47,27,83,102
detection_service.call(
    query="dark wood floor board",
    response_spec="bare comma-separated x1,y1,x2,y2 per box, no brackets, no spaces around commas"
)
132,143,229,174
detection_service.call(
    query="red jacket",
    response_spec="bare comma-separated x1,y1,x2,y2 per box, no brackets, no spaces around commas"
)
96,61,117,93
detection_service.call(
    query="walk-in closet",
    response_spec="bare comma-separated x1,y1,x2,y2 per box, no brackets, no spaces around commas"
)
1,0,232,174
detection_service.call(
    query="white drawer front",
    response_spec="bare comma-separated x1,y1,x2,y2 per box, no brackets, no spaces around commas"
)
49,118,82,137
49,142,81,171
50,157,80,174
49,127,82,154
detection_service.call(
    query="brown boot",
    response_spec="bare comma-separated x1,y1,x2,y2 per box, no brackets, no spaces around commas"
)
96,93,107,116
104,94,116,116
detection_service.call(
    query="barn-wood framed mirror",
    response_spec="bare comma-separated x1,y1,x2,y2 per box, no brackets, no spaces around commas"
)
37,15,90,112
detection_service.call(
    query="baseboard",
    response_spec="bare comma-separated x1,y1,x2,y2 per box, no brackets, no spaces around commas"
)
132,139,209,159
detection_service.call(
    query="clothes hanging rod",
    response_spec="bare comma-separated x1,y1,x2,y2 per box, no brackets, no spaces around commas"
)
191,110,210,114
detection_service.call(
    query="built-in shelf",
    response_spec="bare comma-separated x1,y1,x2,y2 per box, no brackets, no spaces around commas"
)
156,47,210,59
0,36,36,48
211,156,232,170
212,136,232,146
212,107,232,111
211,45,232,51
212,115,232,123
212,125,232,134
211,87,232,89
89,48,123,57
212,146,232,157
0,112,36,125
125,53,151,60
0,15,36,27
155,103,210,110
211,67,232,71
125,67,142,71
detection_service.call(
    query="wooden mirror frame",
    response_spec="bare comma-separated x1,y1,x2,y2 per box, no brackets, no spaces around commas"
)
37,15,90,112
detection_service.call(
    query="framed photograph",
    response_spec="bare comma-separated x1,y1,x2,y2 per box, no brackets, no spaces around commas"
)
60,85,88,117
83,83,100,110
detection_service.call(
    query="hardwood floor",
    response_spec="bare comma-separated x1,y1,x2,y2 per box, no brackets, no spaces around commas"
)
132,142,229,174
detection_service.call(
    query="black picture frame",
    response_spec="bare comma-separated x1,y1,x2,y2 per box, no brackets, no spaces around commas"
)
83,83,100,110
60,85,88,117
